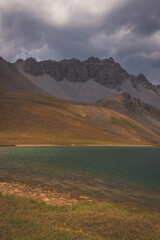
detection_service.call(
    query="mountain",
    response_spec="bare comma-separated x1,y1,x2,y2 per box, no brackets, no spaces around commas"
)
94,93,160,136
14,57,160,109
0,89,160,145
0,57,50,96
0,56,159,145
0,56,159,108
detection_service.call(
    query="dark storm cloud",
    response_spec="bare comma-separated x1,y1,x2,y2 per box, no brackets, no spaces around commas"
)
0,0,160,84
100,0,160,83
103,0,160,36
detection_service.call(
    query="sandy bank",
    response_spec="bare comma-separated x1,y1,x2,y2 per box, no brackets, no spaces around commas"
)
15,144,155,147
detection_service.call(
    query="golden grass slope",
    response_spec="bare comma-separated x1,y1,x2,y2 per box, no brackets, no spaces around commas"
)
95,92,160,136
0,90,160,145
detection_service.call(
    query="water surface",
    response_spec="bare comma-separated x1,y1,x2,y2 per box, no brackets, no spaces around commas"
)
0,146,160,208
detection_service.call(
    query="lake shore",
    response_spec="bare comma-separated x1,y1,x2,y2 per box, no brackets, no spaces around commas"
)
1,180,160,211
0,181,91,207
0,143,159,148
16,144,156,147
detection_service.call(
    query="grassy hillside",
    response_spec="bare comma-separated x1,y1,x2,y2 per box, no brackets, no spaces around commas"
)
0,193,160,240
0,90,160,145
95,92,160,136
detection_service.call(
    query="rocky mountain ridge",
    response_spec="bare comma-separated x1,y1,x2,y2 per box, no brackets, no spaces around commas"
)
16,57,157,92
0,56,160,109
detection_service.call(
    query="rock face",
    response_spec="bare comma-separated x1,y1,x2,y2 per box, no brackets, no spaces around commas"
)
0,56,159,109
17,56,157,92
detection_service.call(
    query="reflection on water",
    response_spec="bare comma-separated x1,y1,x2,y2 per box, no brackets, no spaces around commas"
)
0,146,160,208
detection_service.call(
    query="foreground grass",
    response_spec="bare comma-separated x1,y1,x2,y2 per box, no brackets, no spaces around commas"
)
0,193,160,240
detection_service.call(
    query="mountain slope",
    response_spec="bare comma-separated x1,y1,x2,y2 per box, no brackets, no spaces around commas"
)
0,90,159,145
0,57,50,95
14,57,160,109
95,93,160,136
0,56,159,145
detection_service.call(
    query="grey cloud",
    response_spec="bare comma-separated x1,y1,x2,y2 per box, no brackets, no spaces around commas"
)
100,0,160,83
103,0,160,36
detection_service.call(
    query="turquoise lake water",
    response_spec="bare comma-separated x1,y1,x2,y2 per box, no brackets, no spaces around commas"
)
0,146,160,208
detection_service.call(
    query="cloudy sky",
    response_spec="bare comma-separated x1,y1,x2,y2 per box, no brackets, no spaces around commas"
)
0,0,160,84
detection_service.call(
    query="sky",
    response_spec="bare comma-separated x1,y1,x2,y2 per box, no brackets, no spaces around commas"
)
0,0,160,84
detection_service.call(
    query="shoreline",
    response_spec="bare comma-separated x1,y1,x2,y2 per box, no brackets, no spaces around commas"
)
0,180,160,211
0,181,91,206
15,144,158,147
0,143,159,147
1,181,160,240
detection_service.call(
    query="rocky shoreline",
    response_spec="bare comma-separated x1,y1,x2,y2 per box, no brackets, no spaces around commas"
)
0,181,91,206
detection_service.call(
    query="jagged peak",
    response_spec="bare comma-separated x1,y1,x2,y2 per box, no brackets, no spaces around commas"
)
16,59,24,64
1,55,157,90
85,56,101,63
106,57,115,63
25,57,37,63
0,56,5,62
68,58,80,63
0,56,9,65
137,73,148,82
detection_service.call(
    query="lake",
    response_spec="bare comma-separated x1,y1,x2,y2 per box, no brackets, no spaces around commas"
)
0,146,160,209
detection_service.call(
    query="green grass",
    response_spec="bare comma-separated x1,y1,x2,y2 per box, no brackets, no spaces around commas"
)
0,193,160,240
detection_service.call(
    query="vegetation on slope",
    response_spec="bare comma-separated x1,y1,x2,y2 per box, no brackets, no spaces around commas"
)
0,90,159,145
95,92,160,136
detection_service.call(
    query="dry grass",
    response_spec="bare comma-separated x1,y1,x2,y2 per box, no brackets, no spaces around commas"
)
0,89,159,145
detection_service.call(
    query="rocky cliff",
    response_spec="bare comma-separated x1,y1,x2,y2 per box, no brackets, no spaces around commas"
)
0,56,159,108
16,57,157,92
